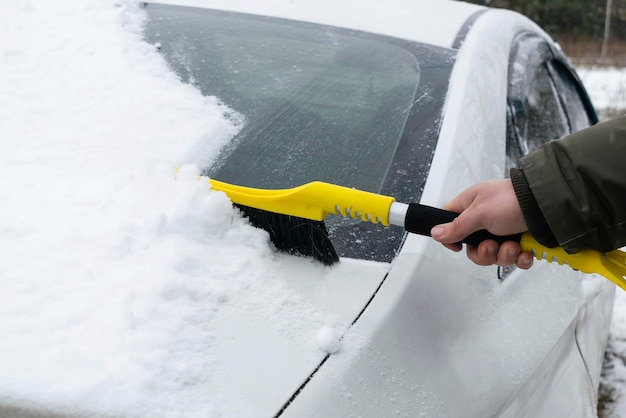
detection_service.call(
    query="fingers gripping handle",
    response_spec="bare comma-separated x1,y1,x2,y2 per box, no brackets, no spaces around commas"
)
404,203,522,246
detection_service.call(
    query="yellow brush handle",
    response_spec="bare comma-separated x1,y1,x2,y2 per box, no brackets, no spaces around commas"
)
520,233,626,290
520,233,602,274
208,179,395,225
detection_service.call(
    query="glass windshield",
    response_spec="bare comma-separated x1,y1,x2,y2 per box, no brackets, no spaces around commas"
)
144,5,455,262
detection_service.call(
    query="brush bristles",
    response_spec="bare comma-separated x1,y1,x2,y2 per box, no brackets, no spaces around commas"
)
235,204,340,265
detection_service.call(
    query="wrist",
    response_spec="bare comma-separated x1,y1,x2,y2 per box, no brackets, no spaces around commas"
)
510,168,558,248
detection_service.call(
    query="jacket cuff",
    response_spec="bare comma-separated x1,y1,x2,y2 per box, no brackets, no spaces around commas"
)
509,168,559,248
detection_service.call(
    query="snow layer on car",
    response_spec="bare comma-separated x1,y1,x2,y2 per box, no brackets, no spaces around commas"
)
151,0,484,48
0,1,386,417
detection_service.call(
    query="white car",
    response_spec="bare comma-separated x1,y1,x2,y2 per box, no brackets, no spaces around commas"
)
9,0,614,417
138,1,615,416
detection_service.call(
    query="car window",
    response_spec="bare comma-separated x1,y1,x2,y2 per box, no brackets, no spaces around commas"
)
506,34,570,172
521,63,570,152
547,60,596,132
144,4,456,262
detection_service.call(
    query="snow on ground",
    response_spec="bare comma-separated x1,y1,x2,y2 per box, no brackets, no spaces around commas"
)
577,66,626,117
0,1,344,417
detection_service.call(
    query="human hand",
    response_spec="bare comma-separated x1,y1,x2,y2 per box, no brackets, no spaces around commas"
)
430,179,534,269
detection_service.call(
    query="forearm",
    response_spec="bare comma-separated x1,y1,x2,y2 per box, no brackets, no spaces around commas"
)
514,115,626,253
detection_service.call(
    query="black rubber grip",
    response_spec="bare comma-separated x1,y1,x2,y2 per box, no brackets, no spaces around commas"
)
404,203,522,247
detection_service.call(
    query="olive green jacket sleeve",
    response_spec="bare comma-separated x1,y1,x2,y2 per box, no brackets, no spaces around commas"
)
510,115,626,253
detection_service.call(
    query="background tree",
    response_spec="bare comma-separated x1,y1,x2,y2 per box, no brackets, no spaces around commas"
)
464,0,626,64
464,0,624,41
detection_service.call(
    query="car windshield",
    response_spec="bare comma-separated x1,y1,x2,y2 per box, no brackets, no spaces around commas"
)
144,4,455,262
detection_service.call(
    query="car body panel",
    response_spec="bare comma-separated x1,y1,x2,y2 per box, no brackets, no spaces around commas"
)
281,244,595,417
496,277,615,416
576,277,616,390
205,258,389,417
496,317,595,417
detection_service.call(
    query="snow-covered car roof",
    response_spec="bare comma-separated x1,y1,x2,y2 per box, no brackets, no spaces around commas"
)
148,0,486,48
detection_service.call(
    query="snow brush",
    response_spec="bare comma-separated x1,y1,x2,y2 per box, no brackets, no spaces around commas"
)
208,178,626,291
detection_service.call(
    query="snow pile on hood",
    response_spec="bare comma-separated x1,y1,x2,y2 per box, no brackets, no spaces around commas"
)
0,1,341,416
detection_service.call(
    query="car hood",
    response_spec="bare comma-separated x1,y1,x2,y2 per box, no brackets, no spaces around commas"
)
204,257,389,417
